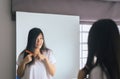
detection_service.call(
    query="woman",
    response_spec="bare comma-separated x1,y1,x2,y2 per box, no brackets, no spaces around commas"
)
17,28,56,79
78,19,120,79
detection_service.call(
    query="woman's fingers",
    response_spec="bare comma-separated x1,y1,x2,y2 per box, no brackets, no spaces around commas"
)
24,54,33,64
37,53,46,61
78,68,87,79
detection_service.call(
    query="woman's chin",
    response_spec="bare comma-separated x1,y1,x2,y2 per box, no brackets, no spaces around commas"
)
35,46,42,49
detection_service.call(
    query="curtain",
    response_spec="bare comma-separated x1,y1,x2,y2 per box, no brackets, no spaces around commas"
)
12,0,120,24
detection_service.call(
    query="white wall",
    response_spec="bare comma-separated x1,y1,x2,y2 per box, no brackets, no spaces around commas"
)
0,0,16,79
16,11,80,79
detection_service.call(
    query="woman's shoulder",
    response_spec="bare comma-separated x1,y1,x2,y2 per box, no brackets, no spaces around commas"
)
18,50,25,58
43,49,52,57
17,50,25,65
90,65,102,73
43,48,53,54
89,64,108,79
43,49,55,58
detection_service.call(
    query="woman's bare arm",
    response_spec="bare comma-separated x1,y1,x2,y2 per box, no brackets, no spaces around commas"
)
17,54,32,78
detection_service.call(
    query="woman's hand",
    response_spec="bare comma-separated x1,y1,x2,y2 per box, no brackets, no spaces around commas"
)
78,67,88,79
37,53,46,61
23,54,32,64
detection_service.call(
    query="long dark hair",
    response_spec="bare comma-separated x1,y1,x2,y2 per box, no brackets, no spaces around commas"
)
23,27,49,65
86,19,120,79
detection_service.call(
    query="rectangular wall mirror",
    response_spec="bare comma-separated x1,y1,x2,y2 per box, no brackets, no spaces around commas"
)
16,11,80,79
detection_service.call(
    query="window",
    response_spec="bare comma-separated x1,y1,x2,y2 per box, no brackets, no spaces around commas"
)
79,24,120,69
80,24,91,69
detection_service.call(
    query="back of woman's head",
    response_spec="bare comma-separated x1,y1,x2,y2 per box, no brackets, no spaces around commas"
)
87,19,120,79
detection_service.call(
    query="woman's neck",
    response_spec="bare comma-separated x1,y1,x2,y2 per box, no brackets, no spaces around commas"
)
34,48,40,54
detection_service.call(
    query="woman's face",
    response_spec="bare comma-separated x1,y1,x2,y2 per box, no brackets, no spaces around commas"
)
35,33,44,49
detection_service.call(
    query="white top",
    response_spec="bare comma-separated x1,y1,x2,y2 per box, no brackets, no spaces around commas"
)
88,65,108,79
17,50,56,79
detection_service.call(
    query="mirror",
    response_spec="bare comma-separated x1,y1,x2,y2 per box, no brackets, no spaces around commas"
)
16,11,80,79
